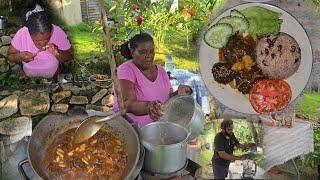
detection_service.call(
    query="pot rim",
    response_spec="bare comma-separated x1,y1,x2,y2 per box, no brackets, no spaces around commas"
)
162,95,196,125
140,121,190,147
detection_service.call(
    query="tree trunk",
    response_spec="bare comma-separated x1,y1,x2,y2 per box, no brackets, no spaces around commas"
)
98,0,125,114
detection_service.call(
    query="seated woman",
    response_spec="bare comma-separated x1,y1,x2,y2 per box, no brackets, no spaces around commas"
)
7,4,73,78
113,33,192,128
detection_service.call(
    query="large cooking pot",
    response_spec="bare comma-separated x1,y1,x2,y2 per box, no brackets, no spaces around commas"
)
141,122,190,174
18,114,140,179
0,16,7,30
162,95,205,141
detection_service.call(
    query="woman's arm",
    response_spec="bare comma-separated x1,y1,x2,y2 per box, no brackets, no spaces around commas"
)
120,79,149,115
120,79,163,119
169,85,193,98
7,45,35,63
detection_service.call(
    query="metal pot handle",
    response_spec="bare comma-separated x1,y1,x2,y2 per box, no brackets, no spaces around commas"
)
254,162,257,176
18,158,30,180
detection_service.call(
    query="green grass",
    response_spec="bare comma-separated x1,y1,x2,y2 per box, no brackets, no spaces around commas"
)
200,150,213,166
296,92,320,122
154,30,199,72
66,23,104,62
65,23,111,77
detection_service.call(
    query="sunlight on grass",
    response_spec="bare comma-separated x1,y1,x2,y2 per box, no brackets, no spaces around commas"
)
66,23,105,62
153,30,199,71
297,92,320,122
71,32,104,61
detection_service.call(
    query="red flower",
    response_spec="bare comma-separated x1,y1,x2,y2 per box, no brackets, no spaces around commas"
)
133,5,139,12
135,16,143,26
188,7,196,17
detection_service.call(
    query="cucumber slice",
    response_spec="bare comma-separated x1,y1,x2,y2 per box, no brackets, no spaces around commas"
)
230,9,245,18
204,23,233,48
217,16,249,34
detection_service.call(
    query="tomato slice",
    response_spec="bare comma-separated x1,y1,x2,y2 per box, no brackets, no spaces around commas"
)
249,79,292,114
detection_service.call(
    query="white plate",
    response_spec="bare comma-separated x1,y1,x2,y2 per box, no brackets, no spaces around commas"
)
198,3,313,114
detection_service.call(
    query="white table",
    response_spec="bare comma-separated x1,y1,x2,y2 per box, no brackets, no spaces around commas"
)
263,118,314,177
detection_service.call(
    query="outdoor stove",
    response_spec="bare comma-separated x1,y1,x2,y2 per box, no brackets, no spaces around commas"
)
138,159,201,180
241,159,257,179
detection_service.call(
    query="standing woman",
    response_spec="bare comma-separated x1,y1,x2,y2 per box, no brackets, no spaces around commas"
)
113,33,192,128
7,4,73,78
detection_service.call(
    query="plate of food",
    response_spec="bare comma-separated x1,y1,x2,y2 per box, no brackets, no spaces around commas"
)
199,3,312,114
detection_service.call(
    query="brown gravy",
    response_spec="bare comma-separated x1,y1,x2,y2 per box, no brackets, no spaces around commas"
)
44,128,128,180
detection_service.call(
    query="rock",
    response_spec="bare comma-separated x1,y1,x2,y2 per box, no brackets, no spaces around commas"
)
69,96,88,105
50,84,60,92
0,90,10,96
79,83,98,96
1,36,12,45
51,90,71,103
12,90,23,96
86,104,111,112
0,141,6,163
19,92,50,116
0,46,9,57
0,119,32,145
101,94,114,107
0,58,9,72
3,141,19,161
0,58,6,64
8,60,16,66
68,106,86,115
84,83,98,90
61,83,81,95
108,87,114,94
10,64,21,73
0,116,31,135
51,104,69,113
0,95,18,119
91,89,108,104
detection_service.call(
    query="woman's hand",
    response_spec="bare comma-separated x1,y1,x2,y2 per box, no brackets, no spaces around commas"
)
147,101,165,121
177,85,193,95
19,51,36,63
45,43,60,57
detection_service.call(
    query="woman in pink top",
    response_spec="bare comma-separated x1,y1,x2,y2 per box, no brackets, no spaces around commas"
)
113,33,192,128
7,4,73,78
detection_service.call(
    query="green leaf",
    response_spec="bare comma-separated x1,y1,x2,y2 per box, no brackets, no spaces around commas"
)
109,5,117,12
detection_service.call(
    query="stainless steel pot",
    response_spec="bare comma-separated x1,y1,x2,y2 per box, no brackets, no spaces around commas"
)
18,114,140,180
0,16,7,30
141,122,190,174
162,95,205,141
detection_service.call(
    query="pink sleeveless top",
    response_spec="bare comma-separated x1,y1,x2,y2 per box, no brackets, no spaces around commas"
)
113,60,172,128
11,25,71,77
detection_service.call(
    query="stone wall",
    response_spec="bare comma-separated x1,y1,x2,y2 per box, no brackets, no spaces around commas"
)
0,81,114,163
0,35,19,74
